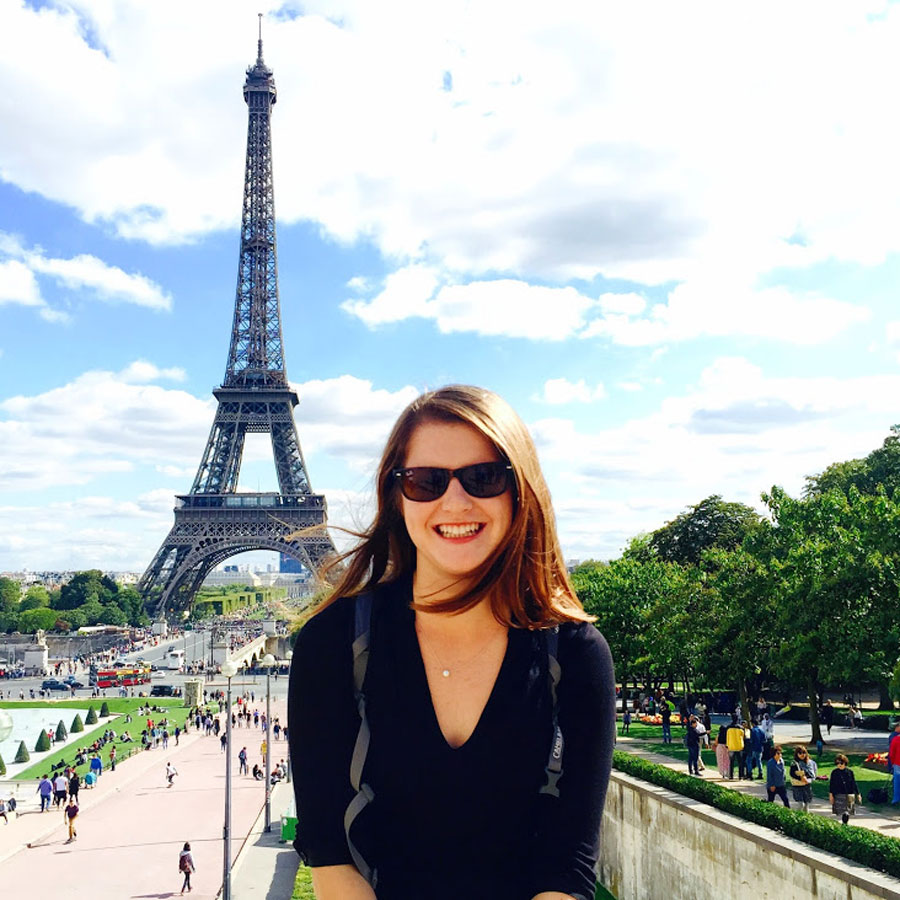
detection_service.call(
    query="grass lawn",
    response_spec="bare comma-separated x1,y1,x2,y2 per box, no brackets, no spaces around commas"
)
1,697,216,781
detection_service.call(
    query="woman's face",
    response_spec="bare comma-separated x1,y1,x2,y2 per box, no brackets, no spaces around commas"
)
400,420,513,595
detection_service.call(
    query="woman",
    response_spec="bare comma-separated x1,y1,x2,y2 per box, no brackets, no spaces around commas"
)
178,841,195,894
289,385,616,900
765,745,790,807
829,754,861,825
789,746,814,812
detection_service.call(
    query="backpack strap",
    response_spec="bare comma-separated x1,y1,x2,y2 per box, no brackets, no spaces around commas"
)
538,626,564,798
344,592,377,888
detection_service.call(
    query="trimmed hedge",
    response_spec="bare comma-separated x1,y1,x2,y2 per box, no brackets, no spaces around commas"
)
612,750,900,879
55,720,67,741
99,701,110,718
85,706,98,725
0,752,5,775
34,730,51,752
71,714,84,733
14,741,30,763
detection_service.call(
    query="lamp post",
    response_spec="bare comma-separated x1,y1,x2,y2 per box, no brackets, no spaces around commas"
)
285,650,293,783
221,657,238,900
261,652,275,832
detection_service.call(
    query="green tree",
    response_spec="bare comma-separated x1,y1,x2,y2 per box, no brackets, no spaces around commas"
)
85,707,98,725
55,720,68,741
19,585,50,611
648,495,762,566
0,611,18,633
77,597,105,626
99,701,110,718
34,730,51,752
99,604,127,627
0,577,21,614
71,714,84,733
806,426,900,498
17,607,59,634
14,741,29,763
57,570,118,611
0,752,5,775
117,586,150,626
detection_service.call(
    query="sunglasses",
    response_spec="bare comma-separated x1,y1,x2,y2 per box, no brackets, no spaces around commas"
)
392,462,513,502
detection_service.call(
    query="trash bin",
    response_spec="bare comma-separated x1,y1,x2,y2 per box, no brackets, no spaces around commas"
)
281,815,297,843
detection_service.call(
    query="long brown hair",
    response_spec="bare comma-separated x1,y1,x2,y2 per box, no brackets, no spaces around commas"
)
319,384,591,628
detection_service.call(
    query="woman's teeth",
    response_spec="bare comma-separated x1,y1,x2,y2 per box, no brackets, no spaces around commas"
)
436,523,482,538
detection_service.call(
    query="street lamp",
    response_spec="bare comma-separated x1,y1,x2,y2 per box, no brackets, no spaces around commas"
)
221,657,238,900
261,652,276,832
285,650,293,784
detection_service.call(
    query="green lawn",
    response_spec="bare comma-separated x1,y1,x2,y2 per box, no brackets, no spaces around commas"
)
1,697,209,781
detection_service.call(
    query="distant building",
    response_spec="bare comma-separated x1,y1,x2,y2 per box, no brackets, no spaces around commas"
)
279,552,305,574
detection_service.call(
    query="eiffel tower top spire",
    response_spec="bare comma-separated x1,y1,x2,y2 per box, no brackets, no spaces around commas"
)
225,19,283,388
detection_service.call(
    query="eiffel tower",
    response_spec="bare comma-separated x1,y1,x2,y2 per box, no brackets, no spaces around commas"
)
139,27,335,619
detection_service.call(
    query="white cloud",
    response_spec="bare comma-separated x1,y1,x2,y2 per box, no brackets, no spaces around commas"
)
536,378,606,405
341,265,439,326
0,232,172,316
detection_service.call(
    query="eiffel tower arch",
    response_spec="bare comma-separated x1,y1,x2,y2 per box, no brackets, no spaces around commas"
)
139,28,335,620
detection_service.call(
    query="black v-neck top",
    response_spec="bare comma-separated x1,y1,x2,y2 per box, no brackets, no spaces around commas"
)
288,578,616,900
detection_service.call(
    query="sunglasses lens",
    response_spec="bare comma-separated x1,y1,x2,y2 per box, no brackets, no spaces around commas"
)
398,468,450,501
457,462,510,498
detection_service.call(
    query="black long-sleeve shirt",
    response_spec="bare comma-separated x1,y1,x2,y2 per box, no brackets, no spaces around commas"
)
289,578,616,900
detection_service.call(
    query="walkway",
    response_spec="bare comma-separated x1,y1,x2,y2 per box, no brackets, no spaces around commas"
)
617,719,900,839
0,693,296,899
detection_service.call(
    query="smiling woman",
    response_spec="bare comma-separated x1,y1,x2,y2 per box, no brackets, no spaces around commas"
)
288,385,616,900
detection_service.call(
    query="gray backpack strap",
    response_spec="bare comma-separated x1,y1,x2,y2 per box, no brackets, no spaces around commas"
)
344,592,377,888
539,626,564,798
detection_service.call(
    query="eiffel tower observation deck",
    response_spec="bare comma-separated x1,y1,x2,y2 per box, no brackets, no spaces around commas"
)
139,26,335,619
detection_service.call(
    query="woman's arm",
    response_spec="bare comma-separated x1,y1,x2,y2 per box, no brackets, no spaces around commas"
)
311,864,377,900
532,893,578,900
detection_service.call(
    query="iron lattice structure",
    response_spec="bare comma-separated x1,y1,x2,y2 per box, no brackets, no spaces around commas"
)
139,34,335,619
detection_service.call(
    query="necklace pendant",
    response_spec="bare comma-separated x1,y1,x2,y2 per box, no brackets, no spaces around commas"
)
442,669,450,678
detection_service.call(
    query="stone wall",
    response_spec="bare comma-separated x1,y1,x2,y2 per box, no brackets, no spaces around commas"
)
600,770,900,900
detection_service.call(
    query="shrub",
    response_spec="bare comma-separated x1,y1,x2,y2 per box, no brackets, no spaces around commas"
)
14,740,30,763
85,706,98,725
55,720,67,741
612,750,900,879
99,701,110,718
34,730,51,752
0,752,5,775
71,714,84,733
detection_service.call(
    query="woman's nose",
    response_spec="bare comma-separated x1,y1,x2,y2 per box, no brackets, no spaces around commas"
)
440,474,473,509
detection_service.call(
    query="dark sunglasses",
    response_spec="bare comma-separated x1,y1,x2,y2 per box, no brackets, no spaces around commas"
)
392,462,513,502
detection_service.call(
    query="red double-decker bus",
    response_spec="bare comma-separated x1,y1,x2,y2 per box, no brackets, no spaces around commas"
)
90,665,151,689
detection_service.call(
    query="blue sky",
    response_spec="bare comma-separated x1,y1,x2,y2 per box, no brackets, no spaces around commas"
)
2,0,900,573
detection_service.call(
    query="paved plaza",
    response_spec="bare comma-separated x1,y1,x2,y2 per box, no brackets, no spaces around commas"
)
0,693,298,898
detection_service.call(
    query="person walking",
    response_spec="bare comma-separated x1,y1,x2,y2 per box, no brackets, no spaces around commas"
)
64,796,79,842
888,731,900,806
748,720,765,780
820,698,835,735
109,745,117,772
660,698,672,744
178,841,196,894
89,752,103,780
715,722,730,779
238,746,248,775
686,715,702,776
166,762,178,788
68,770,80,802
789,746,814,812
726,718,746,779
765,745,790,807
53,772,68,808
829,754,861,824
0,796,8,824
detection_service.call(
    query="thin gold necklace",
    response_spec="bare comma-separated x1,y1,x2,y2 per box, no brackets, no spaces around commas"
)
415,619,503,678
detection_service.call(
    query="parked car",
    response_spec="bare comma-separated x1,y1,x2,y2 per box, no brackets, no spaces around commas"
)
41,679,69,691
64,678,85,689
150,684,177,697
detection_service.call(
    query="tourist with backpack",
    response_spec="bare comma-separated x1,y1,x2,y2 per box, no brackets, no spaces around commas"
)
289,385,616,900
178,841,195,893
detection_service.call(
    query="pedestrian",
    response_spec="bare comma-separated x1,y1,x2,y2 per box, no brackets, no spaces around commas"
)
260,739,267,762
715,722,730,779
109,745,117,772
53,771,68,808
765,745,790,807
726,718,746,779
748,720,765,780
660,698,672,744
64,796,79,842
220,732,227,752
820,698,835,735
273,719,281,741
829,754,861,824
789,746,814,812
890,725,900,804
166,761,178,788
90,752,103,780
622,709,631,735
288,384,615,898
0,796,7,824
178,841,195,894
68,770,80,801
175,725,181,745
239,746,248,775
686,715,702,776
